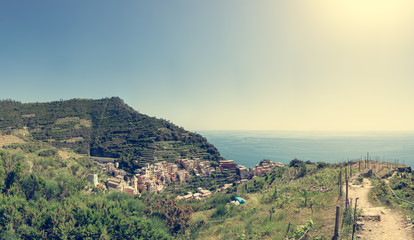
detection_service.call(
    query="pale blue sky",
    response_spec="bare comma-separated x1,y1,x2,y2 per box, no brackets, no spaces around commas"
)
2,1,414,131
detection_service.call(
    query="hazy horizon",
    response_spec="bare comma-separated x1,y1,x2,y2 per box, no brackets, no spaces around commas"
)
2,1,414,131
198,129,414,167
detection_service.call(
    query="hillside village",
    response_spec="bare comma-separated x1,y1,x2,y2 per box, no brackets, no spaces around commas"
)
3,128,414,239
88,157,284,199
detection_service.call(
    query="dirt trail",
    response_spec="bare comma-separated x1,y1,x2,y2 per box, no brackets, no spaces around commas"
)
347,175,414,239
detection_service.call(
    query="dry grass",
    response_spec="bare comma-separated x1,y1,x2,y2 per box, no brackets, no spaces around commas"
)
0,133,25,147
188,165,349,240
55,117,81,124
64,137,84,143
55,117,92,128
58,149,85,161
194,189,338,239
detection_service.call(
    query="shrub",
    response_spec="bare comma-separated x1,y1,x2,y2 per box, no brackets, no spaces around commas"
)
289,158,304,168
317,162,327,169
37,149,57,157
212,204,227,218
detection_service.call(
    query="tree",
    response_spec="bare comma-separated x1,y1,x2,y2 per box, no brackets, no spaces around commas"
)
21,173,45,200
4,160,22,194
296,165,307,179
289,158,304,168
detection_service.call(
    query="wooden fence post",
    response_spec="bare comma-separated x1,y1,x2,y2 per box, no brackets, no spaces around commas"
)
286,222,291,237
345,180,349,210
332,206,340,240
339,171,342,197
352,198,359,240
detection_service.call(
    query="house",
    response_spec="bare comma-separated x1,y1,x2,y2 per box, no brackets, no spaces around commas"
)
177,170,190,182
202,191,212,199
196,188,212,199
123,186,136,197
107,177,126,191
86,174,98,186
146,181,157,192
137,175,149,184
182,193,193,201
167,164,178,174
175,196,184,201
130,175,138,191
193,193,202,200
179,159,195,171
219,160,237,170
236,165,249,179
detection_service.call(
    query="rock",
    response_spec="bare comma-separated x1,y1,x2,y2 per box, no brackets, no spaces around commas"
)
362,207,385,221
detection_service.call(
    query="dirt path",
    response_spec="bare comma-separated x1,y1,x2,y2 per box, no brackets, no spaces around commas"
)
347,175,414,239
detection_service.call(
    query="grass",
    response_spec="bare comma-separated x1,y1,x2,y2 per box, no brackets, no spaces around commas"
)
188,164,345,239
1,131,100,185
368,164,414,223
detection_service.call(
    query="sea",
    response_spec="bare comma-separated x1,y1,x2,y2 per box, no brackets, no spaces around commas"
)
196,130,414,168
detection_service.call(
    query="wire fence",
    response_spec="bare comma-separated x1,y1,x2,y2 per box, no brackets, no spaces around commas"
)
372,171,414,206
205,160,410,240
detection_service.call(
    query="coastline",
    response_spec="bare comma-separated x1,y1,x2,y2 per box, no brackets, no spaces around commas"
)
197,130,414,168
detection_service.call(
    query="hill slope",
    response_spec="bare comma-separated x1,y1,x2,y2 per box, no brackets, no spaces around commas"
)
0,97,221,171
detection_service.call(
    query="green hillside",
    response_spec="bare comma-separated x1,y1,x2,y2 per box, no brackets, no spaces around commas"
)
0,140,349,240
0,132,410,239
0,97,222,172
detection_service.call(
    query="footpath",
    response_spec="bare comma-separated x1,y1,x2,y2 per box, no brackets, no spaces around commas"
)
347,174,414,239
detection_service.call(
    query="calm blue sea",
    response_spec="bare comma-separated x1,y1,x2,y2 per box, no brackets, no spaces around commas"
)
197,130,414,168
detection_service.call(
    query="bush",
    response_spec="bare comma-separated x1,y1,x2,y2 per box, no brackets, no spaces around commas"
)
212,204,227,218
296,165,307,179
145,199,193,234
289,158,304,168
317,162,327,169
37,149,57,157
291,219,313,239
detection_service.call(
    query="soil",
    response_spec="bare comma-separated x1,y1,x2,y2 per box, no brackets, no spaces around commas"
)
347,175,414,239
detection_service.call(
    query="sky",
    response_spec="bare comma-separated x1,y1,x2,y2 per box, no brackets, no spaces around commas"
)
1,0,414,131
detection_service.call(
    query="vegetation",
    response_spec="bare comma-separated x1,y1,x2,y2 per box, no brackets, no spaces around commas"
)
184,160,344,240
370,166,414,224
0,98,222,173
0,132,350,240
1,131,386,240
0,148,189,239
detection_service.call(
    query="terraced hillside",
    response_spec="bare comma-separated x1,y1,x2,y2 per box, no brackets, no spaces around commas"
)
0,97,222,172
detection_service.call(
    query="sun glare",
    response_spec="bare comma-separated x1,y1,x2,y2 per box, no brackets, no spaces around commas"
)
291,0,414,48
303,0,414,28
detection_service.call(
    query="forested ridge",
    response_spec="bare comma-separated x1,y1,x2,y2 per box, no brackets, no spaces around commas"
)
0,97,221,172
